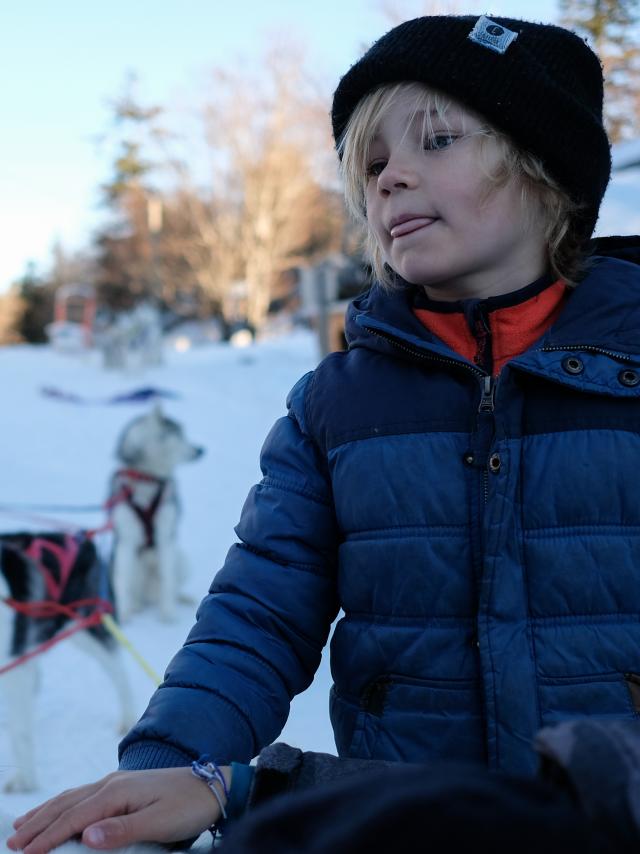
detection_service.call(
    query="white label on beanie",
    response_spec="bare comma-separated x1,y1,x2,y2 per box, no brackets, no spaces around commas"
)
468,15,518,54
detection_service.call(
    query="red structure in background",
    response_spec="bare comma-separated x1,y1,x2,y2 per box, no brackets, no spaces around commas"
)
54,284,96,348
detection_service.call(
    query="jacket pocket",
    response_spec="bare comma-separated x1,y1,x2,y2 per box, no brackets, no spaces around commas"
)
332,674,483,762
538,671,640,723
624,672,640,714
347,676,391,759
330,680,386,759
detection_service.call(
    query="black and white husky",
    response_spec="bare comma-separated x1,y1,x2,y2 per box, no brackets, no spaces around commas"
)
0,532,134,792
109,406,204,623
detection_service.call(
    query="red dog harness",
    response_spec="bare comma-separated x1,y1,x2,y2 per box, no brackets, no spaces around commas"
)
107,468,168,550
24,534,79,601
0,533,112,676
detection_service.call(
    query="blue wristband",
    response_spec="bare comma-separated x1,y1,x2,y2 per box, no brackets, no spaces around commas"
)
226,763,255,822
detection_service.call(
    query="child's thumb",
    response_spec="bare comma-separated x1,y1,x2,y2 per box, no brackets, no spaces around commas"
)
82,817,137,849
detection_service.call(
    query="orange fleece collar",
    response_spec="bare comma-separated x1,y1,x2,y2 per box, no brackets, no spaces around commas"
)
413,278,569,376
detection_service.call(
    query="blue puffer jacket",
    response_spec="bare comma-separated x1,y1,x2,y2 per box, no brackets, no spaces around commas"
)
120,241,640,776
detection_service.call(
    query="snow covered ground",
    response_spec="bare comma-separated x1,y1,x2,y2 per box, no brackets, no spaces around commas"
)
0,330,337,824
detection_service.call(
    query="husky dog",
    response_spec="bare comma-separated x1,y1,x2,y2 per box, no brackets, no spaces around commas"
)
0,532,135,792
109,406,204,623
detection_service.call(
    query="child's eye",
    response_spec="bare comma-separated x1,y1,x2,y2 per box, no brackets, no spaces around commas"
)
423,133,459,152
366,160,387,178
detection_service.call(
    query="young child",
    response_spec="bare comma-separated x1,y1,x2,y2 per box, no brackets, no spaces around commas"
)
9,13,640,853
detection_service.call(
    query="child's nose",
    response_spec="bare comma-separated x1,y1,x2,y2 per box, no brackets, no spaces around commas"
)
377,153,419,194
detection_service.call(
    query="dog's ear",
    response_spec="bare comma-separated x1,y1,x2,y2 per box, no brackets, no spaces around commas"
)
115,423,143,465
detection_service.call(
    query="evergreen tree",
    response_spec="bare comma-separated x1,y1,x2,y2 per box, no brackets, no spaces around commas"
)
560,0,640,142
12,263,55,344
93,74,166,310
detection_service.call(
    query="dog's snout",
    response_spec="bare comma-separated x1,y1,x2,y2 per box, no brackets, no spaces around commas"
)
193,446,205,459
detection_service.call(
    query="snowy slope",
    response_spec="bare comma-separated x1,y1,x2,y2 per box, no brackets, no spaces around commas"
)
0,332,337,821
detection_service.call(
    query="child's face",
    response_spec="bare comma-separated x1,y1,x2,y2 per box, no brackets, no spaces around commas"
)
364,92,548,300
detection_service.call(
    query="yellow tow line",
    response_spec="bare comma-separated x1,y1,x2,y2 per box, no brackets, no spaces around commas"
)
101,613,162,686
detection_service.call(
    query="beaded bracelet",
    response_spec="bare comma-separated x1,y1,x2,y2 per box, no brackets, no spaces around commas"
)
191,755,229,833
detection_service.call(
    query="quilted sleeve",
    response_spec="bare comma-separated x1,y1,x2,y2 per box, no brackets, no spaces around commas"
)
119,371,340,768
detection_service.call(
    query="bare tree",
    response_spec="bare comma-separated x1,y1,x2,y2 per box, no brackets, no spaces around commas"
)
174,43,344,330
158,177,243,317
34,52,343,331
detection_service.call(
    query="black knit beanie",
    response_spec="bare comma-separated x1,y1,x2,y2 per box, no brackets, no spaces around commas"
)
331,15,611,241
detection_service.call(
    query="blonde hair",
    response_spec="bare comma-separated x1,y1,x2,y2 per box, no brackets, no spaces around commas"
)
337,82,586,289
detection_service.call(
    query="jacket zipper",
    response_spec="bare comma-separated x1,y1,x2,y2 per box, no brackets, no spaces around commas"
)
364,325,497,495
364,323,496,644
479,375,495,504
540,344,634,361
364,326,496,472
364,326,485,379
479,374,495,411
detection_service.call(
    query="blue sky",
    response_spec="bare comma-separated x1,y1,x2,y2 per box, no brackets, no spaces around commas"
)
0,0,559,291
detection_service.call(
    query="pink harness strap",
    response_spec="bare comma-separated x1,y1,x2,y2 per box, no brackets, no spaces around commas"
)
24,534,80,602
0,596,112,676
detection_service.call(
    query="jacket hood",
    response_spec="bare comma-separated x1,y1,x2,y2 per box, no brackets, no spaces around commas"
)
345,235,640,359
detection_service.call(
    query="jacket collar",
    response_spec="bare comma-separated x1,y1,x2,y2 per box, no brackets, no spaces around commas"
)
347,253,640,363
535,256,640,355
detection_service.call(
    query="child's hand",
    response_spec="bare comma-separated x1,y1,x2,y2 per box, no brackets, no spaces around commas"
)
6,765,231,854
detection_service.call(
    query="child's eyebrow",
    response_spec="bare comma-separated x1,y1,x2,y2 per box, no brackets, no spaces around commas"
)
410,108,460,133
408,108,442,126
414,108,460,126
371,108,442,144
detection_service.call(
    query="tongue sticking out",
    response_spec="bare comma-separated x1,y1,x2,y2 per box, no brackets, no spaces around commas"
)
390,217,437,238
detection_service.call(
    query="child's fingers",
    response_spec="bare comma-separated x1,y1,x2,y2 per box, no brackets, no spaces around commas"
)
12,791,78,829
12,807,41,830
13,806,96,854
81,815,142,850
79,797,214,849
12,811,38,830
12,781,104,832
80,804,177,851
7,780,121,854
8,768,216,854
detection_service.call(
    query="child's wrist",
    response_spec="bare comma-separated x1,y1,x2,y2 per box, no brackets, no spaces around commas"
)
191,757,233,825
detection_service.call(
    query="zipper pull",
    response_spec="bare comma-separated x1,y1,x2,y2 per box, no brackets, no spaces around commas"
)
478,375,495,413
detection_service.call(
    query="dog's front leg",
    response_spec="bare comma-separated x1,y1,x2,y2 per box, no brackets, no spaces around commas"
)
72,631,137,734
3,659,38,792
112,540,142,624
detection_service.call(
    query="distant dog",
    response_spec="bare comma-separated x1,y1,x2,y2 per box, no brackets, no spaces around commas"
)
109,406,204,623
0,531,135,792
